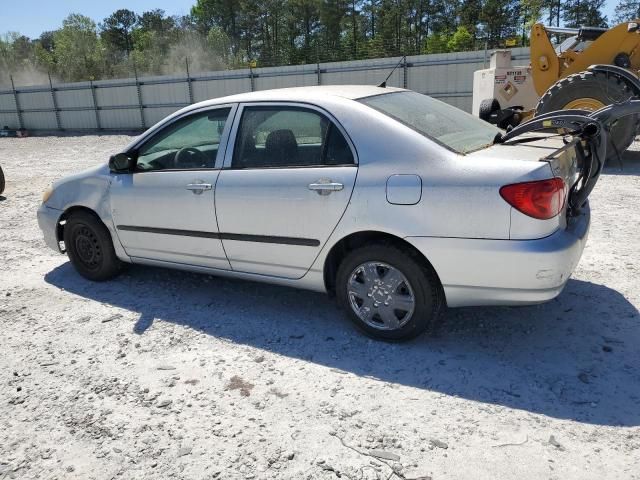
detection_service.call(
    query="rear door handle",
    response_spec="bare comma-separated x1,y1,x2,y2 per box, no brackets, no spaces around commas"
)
308,180,344,195
186,183,212,194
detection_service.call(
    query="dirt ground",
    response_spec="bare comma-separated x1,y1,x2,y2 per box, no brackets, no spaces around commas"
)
1,135,639,480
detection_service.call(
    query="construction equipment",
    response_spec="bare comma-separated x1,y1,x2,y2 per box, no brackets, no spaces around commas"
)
473,21,640,161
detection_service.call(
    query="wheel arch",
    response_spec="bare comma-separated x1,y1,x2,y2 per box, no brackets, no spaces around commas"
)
322,230,445,301
56,205,106,245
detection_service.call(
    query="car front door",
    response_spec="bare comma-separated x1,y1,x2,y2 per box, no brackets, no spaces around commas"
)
215,103,358,278
109,105,235,269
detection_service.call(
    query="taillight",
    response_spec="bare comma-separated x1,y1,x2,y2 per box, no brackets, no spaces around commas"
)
500,178,566,220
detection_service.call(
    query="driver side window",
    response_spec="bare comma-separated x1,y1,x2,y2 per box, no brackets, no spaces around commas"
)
136,108,231,172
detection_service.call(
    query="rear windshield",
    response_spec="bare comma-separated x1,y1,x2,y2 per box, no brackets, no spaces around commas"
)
359,91,501,154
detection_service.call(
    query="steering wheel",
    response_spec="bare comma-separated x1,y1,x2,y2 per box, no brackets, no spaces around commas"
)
174,147,208,168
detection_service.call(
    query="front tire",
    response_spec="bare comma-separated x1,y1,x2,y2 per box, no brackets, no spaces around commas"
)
336,243,442,341
0,165,5,195
63,211,123,281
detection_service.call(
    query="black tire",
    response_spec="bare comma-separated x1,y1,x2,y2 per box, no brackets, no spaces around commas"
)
479,98,500,122
63,211,123,281
535,71,638,162
0,165,5,195
336,243,443,341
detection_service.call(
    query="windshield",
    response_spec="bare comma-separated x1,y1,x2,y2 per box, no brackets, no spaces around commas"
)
359,91,501,154
554,35,591,54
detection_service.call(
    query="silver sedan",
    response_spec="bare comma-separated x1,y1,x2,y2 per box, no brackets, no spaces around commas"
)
38,85,597,340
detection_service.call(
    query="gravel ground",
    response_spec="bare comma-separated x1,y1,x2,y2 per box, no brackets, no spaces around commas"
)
1,135,639,480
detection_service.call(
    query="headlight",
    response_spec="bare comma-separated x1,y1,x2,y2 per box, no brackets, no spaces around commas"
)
42,185,54,204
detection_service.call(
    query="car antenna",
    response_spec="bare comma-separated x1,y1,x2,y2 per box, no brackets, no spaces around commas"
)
378,55,406,88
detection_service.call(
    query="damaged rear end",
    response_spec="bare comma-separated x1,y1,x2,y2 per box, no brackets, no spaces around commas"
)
493,102,625,240
432,103,639,307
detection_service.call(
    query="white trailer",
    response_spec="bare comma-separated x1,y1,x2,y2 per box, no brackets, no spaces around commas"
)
472,50,538,123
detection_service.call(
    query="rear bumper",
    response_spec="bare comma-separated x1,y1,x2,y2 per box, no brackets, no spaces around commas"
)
37,204,63,253
406,205,590,307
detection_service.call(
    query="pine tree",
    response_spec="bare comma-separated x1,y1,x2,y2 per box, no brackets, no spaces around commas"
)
562,0,608,28
458,0,483,39
613,0,640,23
479,0,521,46
100,9,139,55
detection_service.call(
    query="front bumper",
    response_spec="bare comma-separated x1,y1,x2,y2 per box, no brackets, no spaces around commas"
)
37,204,63,253
406,206,590,307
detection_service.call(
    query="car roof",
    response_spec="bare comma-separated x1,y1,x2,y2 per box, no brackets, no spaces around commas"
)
185,85,406,110
126,85,408,153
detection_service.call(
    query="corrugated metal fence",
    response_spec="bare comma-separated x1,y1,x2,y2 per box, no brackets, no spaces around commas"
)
0,47,530,132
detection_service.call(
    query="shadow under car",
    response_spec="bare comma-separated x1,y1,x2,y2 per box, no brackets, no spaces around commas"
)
45,262,640,427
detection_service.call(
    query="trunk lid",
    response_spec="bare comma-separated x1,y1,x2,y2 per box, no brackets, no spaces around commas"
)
467,135,580,217
493,110,609,217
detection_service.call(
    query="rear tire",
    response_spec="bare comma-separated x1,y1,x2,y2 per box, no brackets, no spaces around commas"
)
336,243,443,341
63,211,123,281
0,165,5,195
535,71,638,162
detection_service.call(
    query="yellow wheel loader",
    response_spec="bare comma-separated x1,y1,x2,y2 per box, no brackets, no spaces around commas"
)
473,21,640,161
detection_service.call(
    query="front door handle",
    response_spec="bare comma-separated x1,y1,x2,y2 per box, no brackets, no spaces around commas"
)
308,179,344,196
186,183,212,194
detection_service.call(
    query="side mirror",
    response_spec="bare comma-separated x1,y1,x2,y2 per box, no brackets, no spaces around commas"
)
109,153,134,173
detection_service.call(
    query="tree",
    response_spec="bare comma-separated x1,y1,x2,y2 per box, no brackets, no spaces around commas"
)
100,9,139,55
535,0,562,27
479,0,521,46
423,32,450,54
459,0,483,39
129,11,178,75
132,9,178,73
614,0,640,23
563,0,608,27
429,0,459,37
192,0,242,54
290,0,321,60
38,31,56,52
448,26,474,51
9,0,584,87
53,14,102,82
319,0,349,57
372,0,405,56
34,32,56,73
347,0,362,56
207,26,233,60
139,9,176,32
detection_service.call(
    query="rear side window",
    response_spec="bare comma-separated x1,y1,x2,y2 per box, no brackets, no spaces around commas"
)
232,106,354,168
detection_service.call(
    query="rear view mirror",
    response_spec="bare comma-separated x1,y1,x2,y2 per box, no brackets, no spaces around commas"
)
109,153,134,173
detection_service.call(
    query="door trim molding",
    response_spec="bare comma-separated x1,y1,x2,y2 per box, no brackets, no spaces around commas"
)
116,225,321,247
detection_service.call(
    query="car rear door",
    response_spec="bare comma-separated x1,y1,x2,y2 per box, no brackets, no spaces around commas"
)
214,103,357,279
109,105,235,269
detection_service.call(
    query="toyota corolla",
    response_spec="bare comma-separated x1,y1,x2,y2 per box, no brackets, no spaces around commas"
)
38,85,609,340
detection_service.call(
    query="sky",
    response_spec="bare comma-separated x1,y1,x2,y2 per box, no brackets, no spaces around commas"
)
0,0,622,40
0,0,195,38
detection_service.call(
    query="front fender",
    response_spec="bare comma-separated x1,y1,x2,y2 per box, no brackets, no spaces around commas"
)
43,164,130,262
